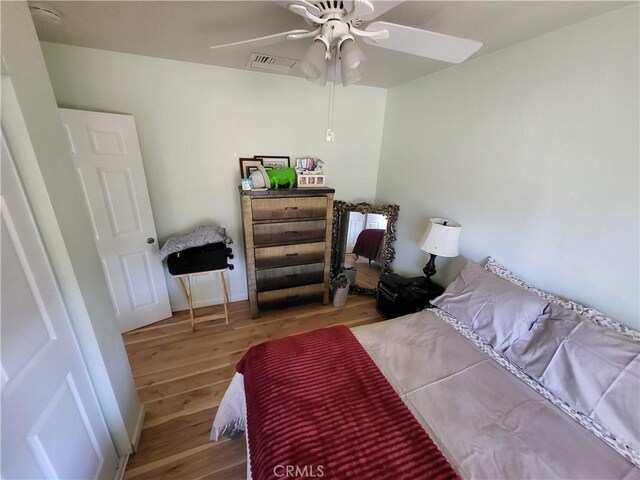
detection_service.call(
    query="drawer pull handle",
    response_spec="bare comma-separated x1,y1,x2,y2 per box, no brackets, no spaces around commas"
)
287,295,300,300
285,253,299,257
285,231,299,235
284,206,299,210
286,274,299,278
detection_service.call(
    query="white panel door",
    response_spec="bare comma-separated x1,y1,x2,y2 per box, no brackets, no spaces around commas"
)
346,212,365,254
366,213,388,230
1,135,119,479
59,109,171,333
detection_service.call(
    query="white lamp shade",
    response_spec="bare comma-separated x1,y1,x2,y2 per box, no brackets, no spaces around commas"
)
418,218,461,257
300,39,328,80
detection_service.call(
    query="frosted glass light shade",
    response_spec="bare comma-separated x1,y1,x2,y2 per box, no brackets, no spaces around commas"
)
340,38,365,69
308,60,328,87
340,38,366,86
301,39,328,80
418,218,461,257
341,62,363,86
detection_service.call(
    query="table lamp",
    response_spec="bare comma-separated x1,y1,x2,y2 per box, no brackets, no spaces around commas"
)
417,218,462,287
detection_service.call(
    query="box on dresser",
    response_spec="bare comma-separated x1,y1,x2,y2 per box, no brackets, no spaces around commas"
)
239,186,335,318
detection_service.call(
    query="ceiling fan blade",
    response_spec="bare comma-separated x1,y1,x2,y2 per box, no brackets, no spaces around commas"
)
289,4,327,24
357,1,402,21
363,21,483,64
210,30,310,50
342,0,374,24
273,0,321,16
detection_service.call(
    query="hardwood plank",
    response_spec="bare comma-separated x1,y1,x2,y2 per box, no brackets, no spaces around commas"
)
198,461,247,480
127,408,218,470
126,335,268,377
345,253,382,290
126,437,246,480
124,297,381,480
143,382,230,428
123,302,250,343
137,364,236,403
133,358,231,389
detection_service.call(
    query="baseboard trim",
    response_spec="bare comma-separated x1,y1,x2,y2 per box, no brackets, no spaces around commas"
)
131,404,146,452
114,454,129,480
171,293,248,312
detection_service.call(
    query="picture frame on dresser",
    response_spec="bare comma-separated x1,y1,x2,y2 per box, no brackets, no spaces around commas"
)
254,155,290,170
239,158,263,179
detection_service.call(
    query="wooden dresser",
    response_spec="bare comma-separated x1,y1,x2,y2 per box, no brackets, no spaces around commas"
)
239,187,335,318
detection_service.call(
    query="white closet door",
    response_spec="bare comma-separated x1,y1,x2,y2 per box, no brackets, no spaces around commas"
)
59,109,171,333
1,135,120,479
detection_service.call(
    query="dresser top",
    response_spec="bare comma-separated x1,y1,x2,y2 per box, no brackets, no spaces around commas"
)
238,186,335,196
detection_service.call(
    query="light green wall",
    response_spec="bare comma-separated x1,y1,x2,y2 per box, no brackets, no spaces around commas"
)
376,5,639,329
34,5,639,328
1,1,141,453
40,42,387,310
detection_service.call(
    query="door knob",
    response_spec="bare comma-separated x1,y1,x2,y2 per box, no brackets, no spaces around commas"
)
146,237,155,244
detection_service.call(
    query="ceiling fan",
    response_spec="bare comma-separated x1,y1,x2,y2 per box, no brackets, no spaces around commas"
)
210,0,483,87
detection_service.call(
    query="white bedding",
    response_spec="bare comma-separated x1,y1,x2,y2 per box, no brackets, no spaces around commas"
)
212,310,638,479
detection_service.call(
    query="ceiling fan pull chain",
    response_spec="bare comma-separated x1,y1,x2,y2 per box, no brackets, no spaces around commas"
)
331,51,338,131
325,72,335,142
325,25,337,142
326,23,338,143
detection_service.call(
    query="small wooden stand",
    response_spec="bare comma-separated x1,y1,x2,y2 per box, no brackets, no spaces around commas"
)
174,269,230,331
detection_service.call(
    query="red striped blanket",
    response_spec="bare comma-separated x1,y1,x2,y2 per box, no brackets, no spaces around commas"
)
237,325,459,480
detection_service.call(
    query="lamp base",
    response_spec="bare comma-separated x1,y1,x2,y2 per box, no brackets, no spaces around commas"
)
417,275,438,289
413,253,443,297
422,253,438,280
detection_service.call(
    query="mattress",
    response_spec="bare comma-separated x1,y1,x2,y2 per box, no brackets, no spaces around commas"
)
212,310,637,479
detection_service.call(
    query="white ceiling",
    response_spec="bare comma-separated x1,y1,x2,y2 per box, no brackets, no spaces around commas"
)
31,1,631,88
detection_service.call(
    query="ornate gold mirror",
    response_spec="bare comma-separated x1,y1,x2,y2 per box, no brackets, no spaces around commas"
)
330,201,400,295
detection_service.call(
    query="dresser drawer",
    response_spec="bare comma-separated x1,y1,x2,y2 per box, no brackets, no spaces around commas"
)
255,242,326,270
258,283,324,308
252,197,328,221
256,263,324,291
253,220,326,247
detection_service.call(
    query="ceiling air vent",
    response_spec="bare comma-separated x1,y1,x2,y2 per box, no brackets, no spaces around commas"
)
247,53,299,73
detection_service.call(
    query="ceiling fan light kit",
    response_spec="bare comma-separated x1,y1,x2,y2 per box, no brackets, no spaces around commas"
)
210,0,483,87
209,0,483,140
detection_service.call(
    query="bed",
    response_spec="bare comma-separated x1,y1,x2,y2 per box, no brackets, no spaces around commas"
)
212,258,640,479
352,228,385,265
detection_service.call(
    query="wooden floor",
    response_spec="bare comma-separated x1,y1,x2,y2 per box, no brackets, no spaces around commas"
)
122,296,381,480
345,253,383,290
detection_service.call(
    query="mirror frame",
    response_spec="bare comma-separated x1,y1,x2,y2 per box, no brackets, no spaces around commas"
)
330,201,400,296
